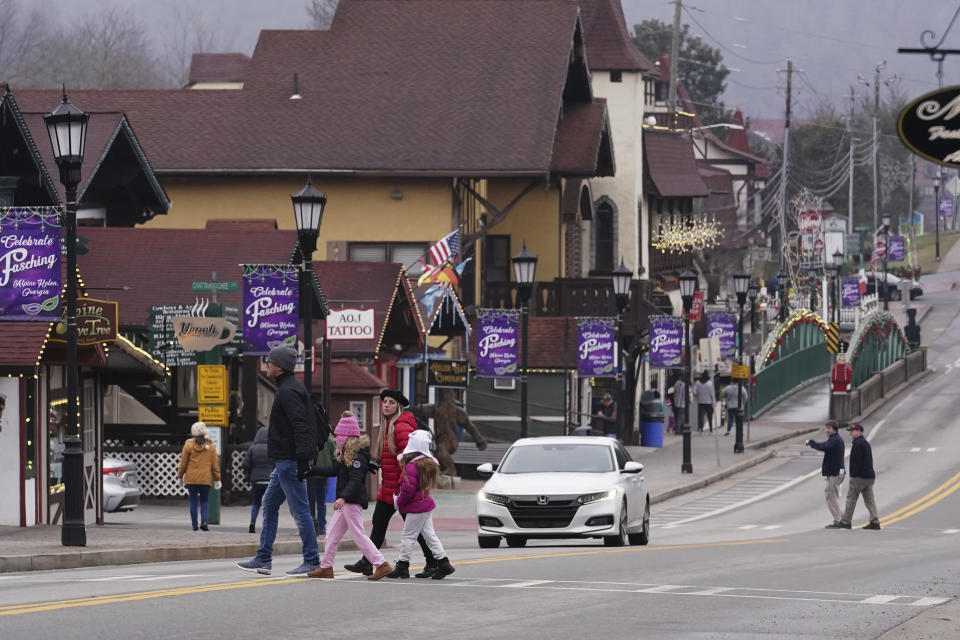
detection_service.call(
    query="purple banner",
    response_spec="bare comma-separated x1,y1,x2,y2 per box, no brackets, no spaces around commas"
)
841,277,861,307
648,316,683,369
707,311,738,360
0,207,62,321
241,264,299,355
475,308,518,378
577,317,616,377
939,197,953,218
887,235,905,262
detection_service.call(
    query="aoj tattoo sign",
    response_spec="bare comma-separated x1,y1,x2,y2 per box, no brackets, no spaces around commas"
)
898,85,960,168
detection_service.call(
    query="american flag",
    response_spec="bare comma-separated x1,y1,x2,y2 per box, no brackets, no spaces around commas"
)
428,230,459,266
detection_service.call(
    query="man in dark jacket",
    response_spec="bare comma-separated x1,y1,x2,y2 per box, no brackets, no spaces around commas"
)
806,420,846,527
838,423,880,530
237,345,320,576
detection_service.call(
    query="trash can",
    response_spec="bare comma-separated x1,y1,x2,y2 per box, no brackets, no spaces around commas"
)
640,399,665,448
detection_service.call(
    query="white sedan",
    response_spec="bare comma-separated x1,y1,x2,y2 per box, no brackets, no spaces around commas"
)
475,436,650,548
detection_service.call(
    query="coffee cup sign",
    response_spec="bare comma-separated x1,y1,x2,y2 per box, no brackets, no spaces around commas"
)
172,317,236,351
326,307,375,340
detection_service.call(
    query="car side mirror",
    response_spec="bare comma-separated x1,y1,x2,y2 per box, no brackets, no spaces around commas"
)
622,461,644,474
477,462,495,475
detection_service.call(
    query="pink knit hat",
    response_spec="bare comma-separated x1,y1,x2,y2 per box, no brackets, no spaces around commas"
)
334,415,361,437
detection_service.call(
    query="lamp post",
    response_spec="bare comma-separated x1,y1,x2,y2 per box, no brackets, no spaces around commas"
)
612,260,633,444
747,281,759,334
44,90,88,547
934,170,942,262
777,272,789,323
678,270,697,473
512,243,538,439
832,249,844,324
291,178,327,401
881,214,890,311
732,272,750,454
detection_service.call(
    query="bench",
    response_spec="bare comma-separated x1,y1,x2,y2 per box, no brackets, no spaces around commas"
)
452,443,511,479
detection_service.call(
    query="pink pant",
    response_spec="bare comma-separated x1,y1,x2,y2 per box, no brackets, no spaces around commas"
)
320,503,384,569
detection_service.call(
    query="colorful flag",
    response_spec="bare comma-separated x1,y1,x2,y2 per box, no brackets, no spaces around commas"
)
428,230,459,266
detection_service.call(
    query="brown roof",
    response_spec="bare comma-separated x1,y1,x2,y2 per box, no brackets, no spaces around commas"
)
188,53,250,84
644,130,709,197
550,101,614,177
316,358,385,393
0,323,50,368
579,0,657,74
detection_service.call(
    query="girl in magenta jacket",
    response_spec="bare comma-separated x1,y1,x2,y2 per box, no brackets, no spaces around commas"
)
386,430,454,580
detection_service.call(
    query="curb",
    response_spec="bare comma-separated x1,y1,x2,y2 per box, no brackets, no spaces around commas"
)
0,539,360,574
852,366,934,425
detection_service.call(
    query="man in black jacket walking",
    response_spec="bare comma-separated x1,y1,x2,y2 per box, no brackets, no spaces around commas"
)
838,423,881,530
806,420,846,528
238,345,321,575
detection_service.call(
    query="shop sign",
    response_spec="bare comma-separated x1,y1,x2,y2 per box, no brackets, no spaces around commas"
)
199,407,228,429
427,359,468,387
49,298,118,345
898,85,960,168
326,307,375,340
197,365,228,404
173,317,236,352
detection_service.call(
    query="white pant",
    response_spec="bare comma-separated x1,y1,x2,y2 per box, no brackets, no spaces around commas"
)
398,511,446,562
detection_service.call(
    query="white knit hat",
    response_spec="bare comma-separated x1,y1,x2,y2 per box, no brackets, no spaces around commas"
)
399,430,436,460
190,421,209,438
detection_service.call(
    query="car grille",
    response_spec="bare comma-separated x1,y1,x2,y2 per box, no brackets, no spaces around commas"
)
506,499,580,528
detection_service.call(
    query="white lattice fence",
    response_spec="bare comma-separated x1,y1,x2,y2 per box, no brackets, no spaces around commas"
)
104,449,186,497
231,449,251,492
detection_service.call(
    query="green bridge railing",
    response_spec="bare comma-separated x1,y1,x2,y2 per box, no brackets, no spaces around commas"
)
750,342,831,418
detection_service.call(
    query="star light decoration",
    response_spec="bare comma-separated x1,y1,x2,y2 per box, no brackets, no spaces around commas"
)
651,213,723,254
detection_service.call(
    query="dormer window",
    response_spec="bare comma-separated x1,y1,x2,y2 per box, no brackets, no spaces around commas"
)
610,71,622,83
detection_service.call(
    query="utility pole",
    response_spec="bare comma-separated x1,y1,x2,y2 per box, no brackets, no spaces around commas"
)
872,61,886,233
668,0,682,113
848,86,855,235
777,59,793,272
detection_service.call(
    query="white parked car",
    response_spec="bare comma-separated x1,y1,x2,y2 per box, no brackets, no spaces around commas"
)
475,437,649,548
103,457,140,512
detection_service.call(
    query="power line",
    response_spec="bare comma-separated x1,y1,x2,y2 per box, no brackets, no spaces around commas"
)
682,6,780,65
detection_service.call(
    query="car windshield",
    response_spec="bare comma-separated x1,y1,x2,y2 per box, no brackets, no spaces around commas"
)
498,443,615,474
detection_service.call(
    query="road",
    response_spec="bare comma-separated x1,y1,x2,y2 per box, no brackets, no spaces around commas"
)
2,275,958,639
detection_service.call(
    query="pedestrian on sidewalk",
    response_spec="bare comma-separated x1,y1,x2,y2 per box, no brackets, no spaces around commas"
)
805,420,846,527
693,371,715,433
721,383,748,436
242,426,273,534
176,421,221,532
386,430,455,580
306,412,393,580
308,430,337,537
671,375,688,434
838,423,881,530
344,389,438,578
593,393,618,437
237,345,320,576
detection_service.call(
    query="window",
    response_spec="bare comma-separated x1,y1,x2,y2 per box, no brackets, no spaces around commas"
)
483,235,510,284
348,242,429,275
610,71,622,83
644,80,655,106
595,202,615,273
655,81,669,102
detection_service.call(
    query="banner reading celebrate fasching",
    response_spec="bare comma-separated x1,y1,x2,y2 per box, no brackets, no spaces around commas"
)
241,264,299,355
841,277,861,307
0,207,62,321
706,311,738,360
576,317,616,377
887,235,905,262
648,316,683,369
475,308,518,378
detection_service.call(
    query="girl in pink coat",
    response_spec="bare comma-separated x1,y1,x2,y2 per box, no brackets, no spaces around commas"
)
386,430,454,580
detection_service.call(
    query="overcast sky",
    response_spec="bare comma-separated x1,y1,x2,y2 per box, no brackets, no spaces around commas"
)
47,0,960,119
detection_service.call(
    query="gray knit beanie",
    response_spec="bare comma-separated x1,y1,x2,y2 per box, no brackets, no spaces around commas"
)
267,344,298,372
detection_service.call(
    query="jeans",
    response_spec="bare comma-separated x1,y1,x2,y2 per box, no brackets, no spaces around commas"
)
321,503,384,569
369,500,435,564
308,476,328,533
249,483,268,524
186,484,210,530
255,460,320,565
725,408,741,433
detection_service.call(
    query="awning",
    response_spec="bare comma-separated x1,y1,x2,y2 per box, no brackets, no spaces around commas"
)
644,130,709,197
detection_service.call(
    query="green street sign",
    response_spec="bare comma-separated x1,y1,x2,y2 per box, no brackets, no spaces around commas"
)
191,280,238,292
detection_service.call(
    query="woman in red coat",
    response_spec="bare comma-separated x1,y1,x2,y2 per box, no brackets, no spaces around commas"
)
344,389,438,577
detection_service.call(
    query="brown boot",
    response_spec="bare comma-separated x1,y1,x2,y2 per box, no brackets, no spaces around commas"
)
307,566,334,579
368,561,393,581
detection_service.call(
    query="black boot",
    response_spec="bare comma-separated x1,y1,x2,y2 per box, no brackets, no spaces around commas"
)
386,560,409,579
199,522,209,532
414,559,438,579
248,523,256,534
430,557,455,580
344,557,373,576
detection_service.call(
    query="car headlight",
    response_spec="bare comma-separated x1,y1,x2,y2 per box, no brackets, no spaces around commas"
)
478,491,510,506
578,489,616,505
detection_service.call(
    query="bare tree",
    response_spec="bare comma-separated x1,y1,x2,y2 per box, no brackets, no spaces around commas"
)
159,5,234,87
306,0,339,29
0,0,46,84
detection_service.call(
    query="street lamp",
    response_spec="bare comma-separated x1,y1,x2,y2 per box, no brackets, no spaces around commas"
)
291,178,327,401
44,89,89,547
881,214,890,311
512,243,538,439
732,272,750,454
832,249,844,324
747,281,759,334
777,272,789,323
612,260,633,443
678,270,697,473
934,170,942,262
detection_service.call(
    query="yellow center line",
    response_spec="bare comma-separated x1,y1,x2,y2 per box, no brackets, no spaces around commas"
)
876,471,960,522
878,473,960,527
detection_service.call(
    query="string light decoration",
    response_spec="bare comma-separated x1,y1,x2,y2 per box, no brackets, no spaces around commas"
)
651,212,723,254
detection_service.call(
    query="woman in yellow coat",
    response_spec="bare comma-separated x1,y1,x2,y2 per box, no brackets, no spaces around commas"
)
177,422,221,531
